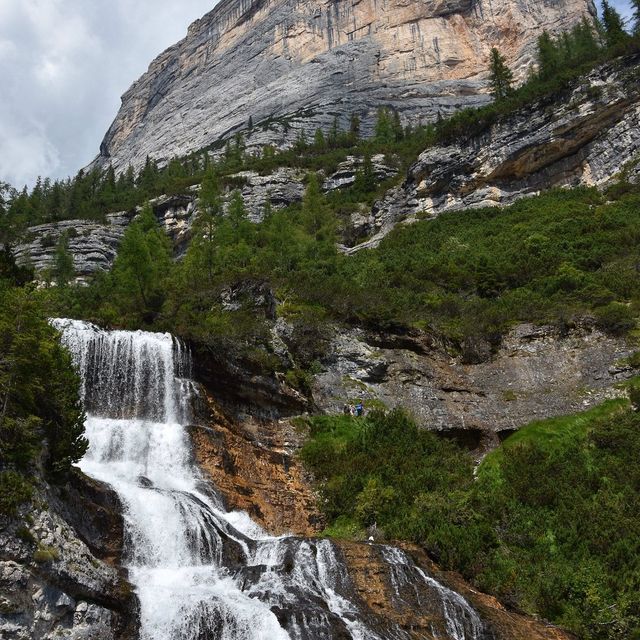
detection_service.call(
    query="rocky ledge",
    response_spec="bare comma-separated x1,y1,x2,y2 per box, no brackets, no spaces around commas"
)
13,214,132,280
0,472,137,640
347,54,640,251
188,387,575,639
313,321,637,447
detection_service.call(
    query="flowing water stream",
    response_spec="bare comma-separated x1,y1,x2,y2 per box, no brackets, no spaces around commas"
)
53,319,486,640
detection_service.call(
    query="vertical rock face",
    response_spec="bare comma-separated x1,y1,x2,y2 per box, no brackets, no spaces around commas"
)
97,0,595,172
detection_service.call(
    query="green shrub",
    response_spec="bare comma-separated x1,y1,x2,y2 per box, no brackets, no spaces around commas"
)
33,544,60,563
0,472,33,515
595,302,636,335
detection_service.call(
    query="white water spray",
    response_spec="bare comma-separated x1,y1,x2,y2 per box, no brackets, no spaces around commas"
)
53,319,486,640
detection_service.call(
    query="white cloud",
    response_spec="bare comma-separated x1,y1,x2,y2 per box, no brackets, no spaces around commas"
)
0,0,217,187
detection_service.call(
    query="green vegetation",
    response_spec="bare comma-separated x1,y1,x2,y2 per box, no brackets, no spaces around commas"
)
487,48,514,100
38,179,640,373
301,402,640,639
0,255,87,515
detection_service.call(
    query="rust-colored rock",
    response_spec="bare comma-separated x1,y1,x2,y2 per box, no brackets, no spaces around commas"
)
189,393,324,536
339,541,576,640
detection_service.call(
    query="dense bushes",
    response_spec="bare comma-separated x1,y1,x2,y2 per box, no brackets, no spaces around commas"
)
301,402,640,639
0,277,87,514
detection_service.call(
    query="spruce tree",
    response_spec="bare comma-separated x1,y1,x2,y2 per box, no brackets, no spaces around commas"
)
113,204,171,313
536,31,560,80
314,128,326,150
633,0,640,36
601,0,628,48
374,108,394,144
488,48,514,100
53,233,74,288
349,113,361,141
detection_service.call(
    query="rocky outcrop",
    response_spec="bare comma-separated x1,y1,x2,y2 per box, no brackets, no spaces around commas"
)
13,214,132,280
313,322,637,445
225,167,306,221
0,474,137,640
340,542,574,640
188,389,575,639
323,154,398,192
347,54,640,251
189,394,323,536
94,0,594,172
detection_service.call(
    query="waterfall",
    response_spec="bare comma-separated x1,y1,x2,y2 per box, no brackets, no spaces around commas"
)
52,319,486,640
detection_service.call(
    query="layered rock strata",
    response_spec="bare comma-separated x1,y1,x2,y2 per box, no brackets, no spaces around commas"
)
95,0,595,172
347,54,640,251
13,214,131,280
312,321,637,443
0,473,137,640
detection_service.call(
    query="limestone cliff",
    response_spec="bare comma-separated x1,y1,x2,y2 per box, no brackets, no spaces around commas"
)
347,53,640,251
95,0,595,172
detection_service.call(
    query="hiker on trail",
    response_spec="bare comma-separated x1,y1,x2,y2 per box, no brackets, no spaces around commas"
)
355,401,364,417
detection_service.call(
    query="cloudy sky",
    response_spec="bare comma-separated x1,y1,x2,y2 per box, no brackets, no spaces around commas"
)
0,0,219,188
0,0,633,188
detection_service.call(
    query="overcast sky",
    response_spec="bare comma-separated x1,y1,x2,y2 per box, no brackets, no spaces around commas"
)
0,0,633,189
0,0,219,188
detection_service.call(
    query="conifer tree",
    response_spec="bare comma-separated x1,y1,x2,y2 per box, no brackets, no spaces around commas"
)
53,233,74,288
632,0,640,36
113,204,171,313
328,117,340,148
536,31,560,80
349,113,361,141
601,0,628,48
488,48,514,100
300,173,335,244
374,108,394,144
314,128,326,150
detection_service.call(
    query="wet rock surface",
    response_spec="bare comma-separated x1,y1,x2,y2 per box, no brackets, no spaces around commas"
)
189,390,575,639
313,322,636,444
0,476,137,640
189,393,324,536
349,54,640,251
93,0,593,172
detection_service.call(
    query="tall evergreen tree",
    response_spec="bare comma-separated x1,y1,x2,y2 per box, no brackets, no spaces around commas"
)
349,113,361,141
601,0,628,48
374,108,395,144
632,0,640,36
488,48,514,100
112,204,171,313
537,31,560,80
53,233,74,288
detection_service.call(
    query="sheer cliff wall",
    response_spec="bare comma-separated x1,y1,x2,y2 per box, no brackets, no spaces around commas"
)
96,0,596,171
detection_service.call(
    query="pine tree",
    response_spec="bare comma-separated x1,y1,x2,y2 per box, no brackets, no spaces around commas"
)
633,0,640,36
374,108,394,144
537,31,562,80
314,128,326,150
391,110,404,142
53,233,74,288
571,18,601,62
301,173,335,243
354,154,376,194
349,113,361,141
328,117,340,148
488,48,514,100
601,0,628,48
113,204,171,313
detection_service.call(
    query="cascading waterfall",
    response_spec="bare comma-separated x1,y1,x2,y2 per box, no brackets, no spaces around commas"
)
52,318,486,640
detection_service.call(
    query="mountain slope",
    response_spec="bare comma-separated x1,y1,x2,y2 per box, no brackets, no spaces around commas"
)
96,0,595,172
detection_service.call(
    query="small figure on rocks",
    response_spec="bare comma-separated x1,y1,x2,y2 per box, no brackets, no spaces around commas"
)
355,401,364,417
